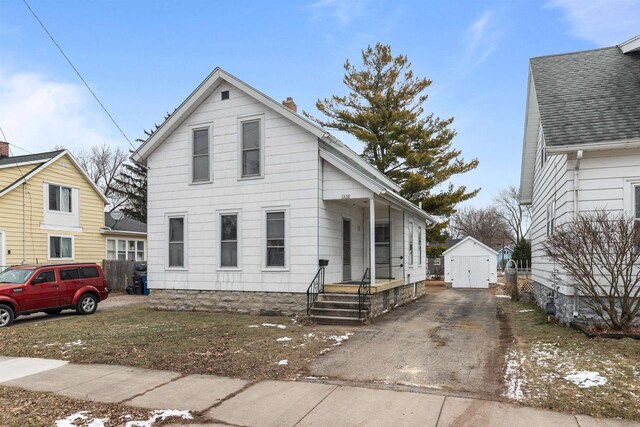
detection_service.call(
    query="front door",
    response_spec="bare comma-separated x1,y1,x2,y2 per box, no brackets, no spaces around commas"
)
375,223,391,279
342,219,351,281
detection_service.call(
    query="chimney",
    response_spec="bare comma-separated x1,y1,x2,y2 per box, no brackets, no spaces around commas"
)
282,97,297,113
0,141,9,159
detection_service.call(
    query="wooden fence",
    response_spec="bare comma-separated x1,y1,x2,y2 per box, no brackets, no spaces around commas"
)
102,259,135,292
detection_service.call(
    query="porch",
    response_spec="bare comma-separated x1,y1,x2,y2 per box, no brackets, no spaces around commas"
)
324,278,404,294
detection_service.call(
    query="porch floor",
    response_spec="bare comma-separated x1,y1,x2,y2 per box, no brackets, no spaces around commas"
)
324,278,404,294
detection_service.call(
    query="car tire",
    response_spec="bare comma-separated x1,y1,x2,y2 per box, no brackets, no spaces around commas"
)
0,304,15,327
44,309,63,315
76,294,98,315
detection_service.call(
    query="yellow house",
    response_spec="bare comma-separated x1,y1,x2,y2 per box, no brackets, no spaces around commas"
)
0,143,109,269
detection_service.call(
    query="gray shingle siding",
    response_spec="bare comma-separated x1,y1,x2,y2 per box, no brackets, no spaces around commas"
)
0,150,63,166
530,47,640,147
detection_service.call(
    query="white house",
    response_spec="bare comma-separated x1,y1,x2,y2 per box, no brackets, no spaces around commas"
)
443,236,497,289
519,36,640,323
132,68,435,322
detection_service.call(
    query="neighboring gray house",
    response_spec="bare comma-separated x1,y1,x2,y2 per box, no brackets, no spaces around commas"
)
519,35,640,323
102,212,147,261
132,68,434,323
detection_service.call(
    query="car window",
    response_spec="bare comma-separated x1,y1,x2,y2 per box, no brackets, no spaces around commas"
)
59,269,80,281
34,270,55,284
79,267,99,279
0,268,35,284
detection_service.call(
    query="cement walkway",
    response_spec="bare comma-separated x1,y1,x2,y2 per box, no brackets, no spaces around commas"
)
0,357,636,427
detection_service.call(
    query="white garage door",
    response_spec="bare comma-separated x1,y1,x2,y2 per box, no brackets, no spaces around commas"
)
451,256,490,289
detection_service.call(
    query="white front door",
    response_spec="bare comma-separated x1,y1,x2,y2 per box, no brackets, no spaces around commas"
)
452,256,470,288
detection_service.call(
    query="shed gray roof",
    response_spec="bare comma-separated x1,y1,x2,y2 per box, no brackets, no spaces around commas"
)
104,213,147,234
0,150,64,167
530,47,640,147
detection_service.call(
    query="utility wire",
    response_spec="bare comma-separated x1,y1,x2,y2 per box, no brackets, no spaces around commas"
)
21,0,136,151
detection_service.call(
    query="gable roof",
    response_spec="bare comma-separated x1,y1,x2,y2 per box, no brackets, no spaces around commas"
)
530,46,640,149
104,212,147,234
131,67,401,193
443,236,498,256
0,150,109,203
520,38,640,204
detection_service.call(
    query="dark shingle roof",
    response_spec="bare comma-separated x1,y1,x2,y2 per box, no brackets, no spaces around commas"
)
530,47,640,147
104,213,147,234
0,150,64,167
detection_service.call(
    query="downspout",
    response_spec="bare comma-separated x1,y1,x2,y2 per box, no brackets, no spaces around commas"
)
317,153,321,269
572,150,583,318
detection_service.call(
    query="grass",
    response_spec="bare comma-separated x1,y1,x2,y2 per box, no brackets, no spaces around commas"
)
498,297,640,421
0,386,206,427
0,305,348,381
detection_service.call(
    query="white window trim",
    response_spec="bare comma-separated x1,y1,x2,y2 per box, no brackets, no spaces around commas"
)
237,114,265,180
47,234,75,261
166,213,188,270
217,209,242,271
623,177,640,219
188,121,214,185
44,182,75,216
105,238,146,261
262,206,289,271
408,221,414,266
418,226,423,266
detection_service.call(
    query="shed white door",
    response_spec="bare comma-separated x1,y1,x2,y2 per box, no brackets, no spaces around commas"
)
451,256,490,289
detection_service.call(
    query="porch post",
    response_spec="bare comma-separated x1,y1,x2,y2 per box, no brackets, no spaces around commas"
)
369,198,376,285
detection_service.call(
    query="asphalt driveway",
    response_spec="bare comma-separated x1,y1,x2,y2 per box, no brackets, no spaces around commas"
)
309,288,508,398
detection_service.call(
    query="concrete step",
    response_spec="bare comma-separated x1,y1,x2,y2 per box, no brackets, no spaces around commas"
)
318,292,365,302
310,315,366,326
313,300,366,310
310,307,367,318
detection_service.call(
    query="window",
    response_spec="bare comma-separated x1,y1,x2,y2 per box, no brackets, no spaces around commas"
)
49,184,72,212
241,120,261,177
34,270,55,284
635,185,640,219
192,128,210,182
60,268,79,281
266,211,285,267
106,239,145,261
409,222,414,266
394,287,399,306
49,236,72,259
418,226,422,265
546,200,556,237
374,223,391,265
221,90,229,100
382,290,389,311
220,214,238,267
80,267,99,278
168,217,185,268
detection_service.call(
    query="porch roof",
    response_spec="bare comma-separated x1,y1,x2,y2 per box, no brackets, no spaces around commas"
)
320,149,437,224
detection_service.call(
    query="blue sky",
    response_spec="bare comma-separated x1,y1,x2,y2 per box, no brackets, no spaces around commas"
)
1,0,639,207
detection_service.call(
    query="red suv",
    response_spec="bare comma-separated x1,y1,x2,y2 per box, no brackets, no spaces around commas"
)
0,263,110,327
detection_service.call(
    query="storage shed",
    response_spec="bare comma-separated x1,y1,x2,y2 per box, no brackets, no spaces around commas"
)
443,236,498,289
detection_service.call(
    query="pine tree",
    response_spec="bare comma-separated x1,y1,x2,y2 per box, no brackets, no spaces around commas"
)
307,43,479,242
111,113,172,223
511,238,531,266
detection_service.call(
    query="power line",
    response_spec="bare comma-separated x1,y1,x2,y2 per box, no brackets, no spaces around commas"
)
21,0,136,151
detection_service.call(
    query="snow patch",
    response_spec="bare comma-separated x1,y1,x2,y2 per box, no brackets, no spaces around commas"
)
278,359,288,366
503,350,526,401
124,410,193,427
248,324,259,328
55,412,107,427
518,309,534,313
276,337,292,342
564,371,607,388
495,295,511,299
277,324,287,329
324,333,353,346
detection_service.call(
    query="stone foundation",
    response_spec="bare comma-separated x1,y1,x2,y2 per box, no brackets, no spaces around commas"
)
532,281,640,326
369,280,427,318
149,289,307,317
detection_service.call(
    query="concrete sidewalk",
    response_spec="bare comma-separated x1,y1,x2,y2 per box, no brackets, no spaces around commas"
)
0,357,636,427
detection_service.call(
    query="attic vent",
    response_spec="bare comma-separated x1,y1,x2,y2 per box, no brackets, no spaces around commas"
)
221,90,230,100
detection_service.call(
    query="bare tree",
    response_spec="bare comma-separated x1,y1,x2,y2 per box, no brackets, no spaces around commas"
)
60,143,127,211
543,210,640,330
494,186,531,244
450,206,512,249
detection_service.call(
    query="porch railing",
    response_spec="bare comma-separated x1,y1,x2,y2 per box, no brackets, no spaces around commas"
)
357,268,371,319
306,266,325,316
